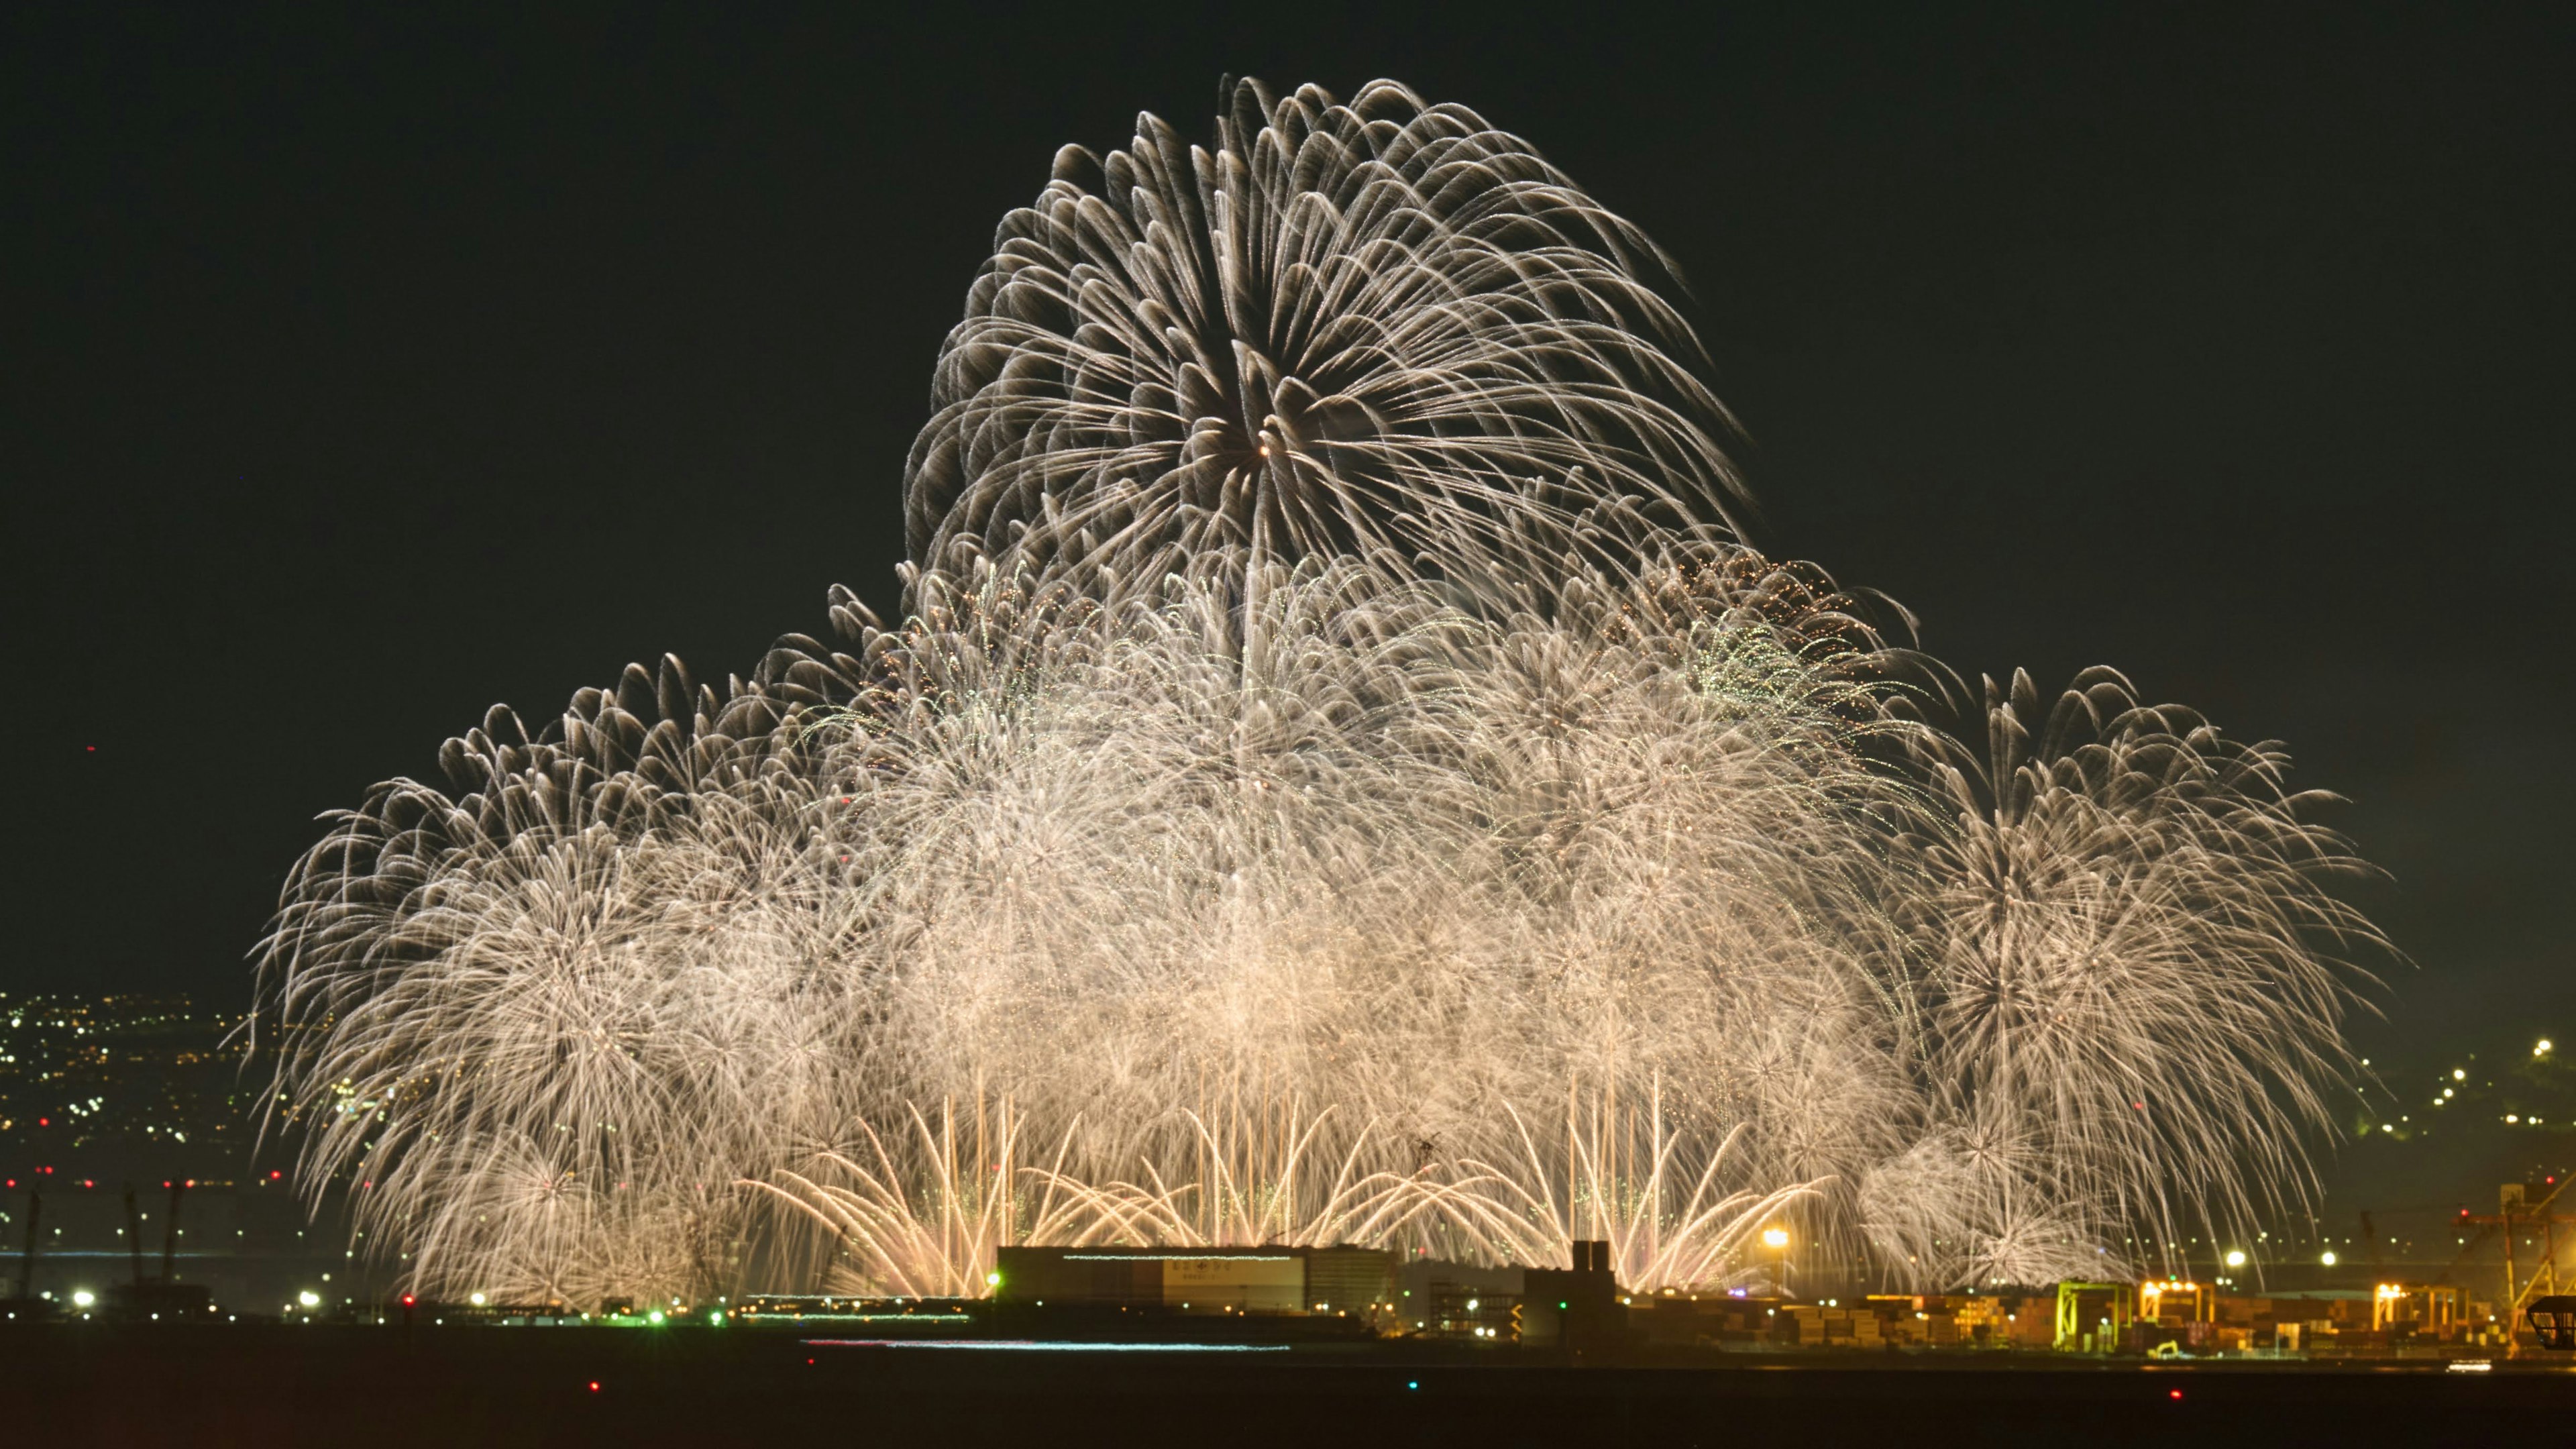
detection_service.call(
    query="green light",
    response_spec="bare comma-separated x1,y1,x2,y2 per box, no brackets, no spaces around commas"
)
647,1310,664,1325
985,1271,1002,1287
708,1309,723,1325
1558,1301,1568,1309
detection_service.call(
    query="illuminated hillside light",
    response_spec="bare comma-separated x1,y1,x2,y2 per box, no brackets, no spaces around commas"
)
2540,1040,2556,1057
252,74,2395,1310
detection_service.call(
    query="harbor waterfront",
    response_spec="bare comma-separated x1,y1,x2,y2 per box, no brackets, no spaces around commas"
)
3,1309,2571,1447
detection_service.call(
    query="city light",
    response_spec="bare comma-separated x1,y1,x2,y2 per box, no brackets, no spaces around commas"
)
2321,1250,2338,1267
2224,1250,2247,1268
1761,1228,1790,1250
298,1291,321,1308
70,1290,94,1308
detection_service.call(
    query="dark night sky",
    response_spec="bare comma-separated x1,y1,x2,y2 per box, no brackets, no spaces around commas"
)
7,5,2569,1108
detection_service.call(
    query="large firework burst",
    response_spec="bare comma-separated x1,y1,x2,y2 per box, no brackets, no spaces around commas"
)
256,79,2387,1309
906,77,1744,600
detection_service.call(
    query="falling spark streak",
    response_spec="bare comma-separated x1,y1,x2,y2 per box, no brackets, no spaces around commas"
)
254,78,2388,1309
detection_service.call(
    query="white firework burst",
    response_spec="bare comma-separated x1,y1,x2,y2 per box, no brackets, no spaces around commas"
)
254,78,2387,1309
906,77,1745,601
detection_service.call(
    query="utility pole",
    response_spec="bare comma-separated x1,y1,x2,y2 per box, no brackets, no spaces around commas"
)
2502,1203,2515,1318
159,1181,186,1283
122,1185,144,1291
13,1190,38,1300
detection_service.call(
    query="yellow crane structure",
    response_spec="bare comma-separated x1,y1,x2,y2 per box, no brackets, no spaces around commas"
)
2447,1176,2573,1353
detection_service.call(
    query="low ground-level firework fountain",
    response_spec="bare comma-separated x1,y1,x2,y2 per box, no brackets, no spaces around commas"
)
256,78,2387,1309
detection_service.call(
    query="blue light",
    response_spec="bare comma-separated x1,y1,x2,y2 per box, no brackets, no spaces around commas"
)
753,1312,975,1324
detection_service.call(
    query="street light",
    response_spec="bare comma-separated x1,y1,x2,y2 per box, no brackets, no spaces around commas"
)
2224,1250,2247,1269
1760,1227,1791,1296
2320,1250,2339,1267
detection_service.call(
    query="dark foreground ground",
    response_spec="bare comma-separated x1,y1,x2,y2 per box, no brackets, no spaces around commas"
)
7,1325,2573,1448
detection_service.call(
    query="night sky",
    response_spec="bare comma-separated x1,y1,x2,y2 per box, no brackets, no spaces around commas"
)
9,7,2569,1192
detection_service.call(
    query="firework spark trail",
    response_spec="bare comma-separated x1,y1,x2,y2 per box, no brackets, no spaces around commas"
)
255,79,2387,1308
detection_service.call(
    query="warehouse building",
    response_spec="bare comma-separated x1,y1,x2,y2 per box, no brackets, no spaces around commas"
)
990,1244,1397,1317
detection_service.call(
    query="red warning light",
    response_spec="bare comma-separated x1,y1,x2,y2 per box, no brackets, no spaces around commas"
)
37,1118,47,1128
270,1171,283,1180
2168,1389,2184,1401
401,1295,416,1307
588,1381,601,1393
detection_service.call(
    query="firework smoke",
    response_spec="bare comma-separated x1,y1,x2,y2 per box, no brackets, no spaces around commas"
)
256,79,2385,1308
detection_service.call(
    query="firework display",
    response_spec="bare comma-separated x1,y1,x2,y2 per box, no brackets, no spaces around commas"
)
256,79,2385,1309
